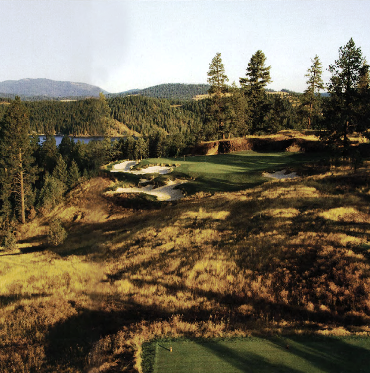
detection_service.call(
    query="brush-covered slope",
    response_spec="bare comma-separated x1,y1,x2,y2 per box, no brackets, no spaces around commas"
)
1,167,370,372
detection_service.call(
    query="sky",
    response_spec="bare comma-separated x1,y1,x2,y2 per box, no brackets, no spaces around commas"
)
1,0,370,93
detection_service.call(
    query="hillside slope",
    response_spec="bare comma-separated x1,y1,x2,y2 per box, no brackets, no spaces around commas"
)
1,166,370,372
0,78,107,98
111,83,210,100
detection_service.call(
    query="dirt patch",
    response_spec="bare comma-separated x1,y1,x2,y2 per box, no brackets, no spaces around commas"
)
262,169,298,180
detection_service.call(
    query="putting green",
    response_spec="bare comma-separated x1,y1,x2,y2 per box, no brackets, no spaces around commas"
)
147,337,370,373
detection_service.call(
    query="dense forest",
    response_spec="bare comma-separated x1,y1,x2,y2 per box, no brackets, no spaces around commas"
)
0,38,369,231
109,83,211,100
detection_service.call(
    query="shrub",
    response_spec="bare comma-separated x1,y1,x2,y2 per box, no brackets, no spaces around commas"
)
1,230,17,251
37,175,67,212
47,219,67,247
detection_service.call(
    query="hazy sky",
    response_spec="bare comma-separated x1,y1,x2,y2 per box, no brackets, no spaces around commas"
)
1,0,370,93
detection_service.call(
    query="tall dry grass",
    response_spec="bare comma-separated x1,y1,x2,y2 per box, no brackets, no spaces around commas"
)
1,167,370,372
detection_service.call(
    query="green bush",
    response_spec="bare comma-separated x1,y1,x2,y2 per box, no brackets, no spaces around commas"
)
47,219,67,247
37,175,67,212
1,230,17,251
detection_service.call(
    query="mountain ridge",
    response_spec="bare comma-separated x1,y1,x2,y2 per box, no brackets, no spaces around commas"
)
0,79,211,100
108,83,211,100
0,78,108,98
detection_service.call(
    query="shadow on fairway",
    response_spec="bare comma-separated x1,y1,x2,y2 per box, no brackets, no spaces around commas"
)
194,336,370,373
197,340,302,373
269,335,370,373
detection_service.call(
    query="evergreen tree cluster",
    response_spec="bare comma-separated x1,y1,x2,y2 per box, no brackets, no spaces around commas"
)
0,115,118,227
21,93,111,136
109,95,203,139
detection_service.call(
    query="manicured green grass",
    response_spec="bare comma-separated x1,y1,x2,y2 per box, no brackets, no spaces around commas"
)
140,151,327,194
146,336,370,373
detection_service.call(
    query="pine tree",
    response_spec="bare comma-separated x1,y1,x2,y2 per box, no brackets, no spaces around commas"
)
240,50,272,133
240,50,272,97
303,55,324,128
58,135,74,165
206,53,230,139
37,174,66,211
322,38,370,157
0,97,36,223
134,137,149,160
40,134,58,174
207,52,229,95
228,82,250,136
68,160,80,189
52,154,68,185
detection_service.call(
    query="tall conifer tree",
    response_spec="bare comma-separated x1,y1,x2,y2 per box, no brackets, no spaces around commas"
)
0,97,35,223
240,50,272,98
322,38,370,156
240,50,272,133
207,52,229,94
52,154,68,185
303,55,324,127
206,52,230,139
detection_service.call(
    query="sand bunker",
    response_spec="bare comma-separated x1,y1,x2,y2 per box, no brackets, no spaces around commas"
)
262,169,298,180
107,179,187,201
109,160,186,201
111,161,172,175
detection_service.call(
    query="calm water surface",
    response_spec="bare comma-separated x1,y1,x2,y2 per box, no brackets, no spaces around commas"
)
38,135,121,146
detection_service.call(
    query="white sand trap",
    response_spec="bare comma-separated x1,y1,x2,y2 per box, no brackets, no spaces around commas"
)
263,169,298,180
111,161,172,175
111,160,138,172
131,165,172,175
107,180,187,201
109,161,184,201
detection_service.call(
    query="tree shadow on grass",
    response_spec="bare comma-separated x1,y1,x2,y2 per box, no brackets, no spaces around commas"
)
268,335,370,373
45,305,127,371
44,298,176,372
42,282,370,372
190,336,370,373
195,339,303,373
0,293,50,308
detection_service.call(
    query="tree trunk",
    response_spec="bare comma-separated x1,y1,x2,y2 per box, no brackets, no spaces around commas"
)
19,150,25,224
308,103,313,128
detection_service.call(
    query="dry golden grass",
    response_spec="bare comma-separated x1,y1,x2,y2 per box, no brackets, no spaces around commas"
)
105,118,141,138
1,166,370,372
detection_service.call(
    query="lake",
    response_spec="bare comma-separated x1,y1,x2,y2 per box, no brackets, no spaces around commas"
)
38,135,121,146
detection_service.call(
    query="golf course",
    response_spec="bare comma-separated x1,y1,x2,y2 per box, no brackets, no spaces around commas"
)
1,149,370,372
107,150,327,198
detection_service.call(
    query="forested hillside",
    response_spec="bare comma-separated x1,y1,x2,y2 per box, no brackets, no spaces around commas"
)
109,95,204,136
24,96,110,136
110,83,210,100
0,95,206,140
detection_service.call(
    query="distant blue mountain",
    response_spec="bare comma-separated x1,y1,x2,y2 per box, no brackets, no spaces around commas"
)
0,78,107,98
